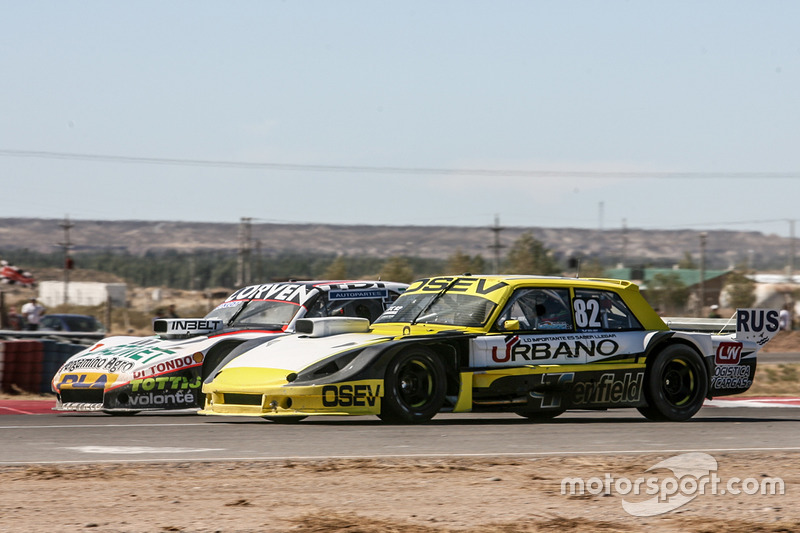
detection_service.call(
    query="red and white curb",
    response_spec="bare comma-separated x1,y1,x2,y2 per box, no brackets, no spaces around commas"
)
0,400,54,415
705,396,800,408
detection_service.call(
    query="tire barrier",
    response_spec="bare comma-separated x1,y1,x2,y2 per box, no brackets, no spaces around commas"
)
0,339,87,394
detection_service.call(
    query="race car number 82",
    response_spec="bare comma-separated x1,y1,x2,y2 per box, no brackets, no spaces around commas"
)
574,299,601,328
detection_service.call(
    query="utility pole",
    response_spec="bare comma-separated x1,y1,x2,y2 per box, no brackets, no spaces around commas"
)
236,217,252,287
620,218,628,268
254,239,262,282
487,215,506,274
788,219,795,283
59,215,74,305
598,201,604,231
188,255,196,291
699,232,707,317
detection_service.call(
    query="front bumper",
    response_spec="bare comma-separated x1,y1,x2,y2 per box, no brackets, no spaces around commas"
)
200,379,384,417
53,372,204,412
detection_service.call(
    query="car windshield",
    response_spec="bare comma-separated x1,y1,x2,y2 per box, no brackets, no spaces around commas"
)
373,292,496,327
204,299,302,329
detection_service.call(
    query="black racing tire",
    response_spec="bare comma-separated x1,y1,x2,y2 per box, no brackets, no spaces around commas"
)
378,347,446,424
637,344,708,422
513,409,565,422
262,416,308,424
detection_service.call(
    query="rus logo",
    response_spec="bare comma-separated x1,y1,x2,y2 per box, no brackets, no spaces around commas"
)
715,342,743,365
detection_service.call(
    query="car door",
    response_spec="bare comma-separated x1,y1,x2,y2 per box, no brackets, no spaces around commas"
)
471,286,650,369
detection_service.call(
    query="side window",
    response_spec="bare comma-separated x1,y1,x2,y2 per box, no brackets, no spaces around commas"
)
497,288,573,332
308,295,385,323
573,289,642,331
304,294,327,318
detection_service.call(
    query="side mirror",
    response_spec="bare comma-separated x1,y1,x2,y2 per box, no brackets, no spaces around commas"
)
503,319,520,331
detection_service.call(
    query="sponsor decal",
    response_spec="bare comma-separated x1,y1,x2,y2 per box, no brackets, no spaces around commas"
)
57,373,116,390
531,373,575,409
406,277,508,299
130,375,202,392
127,390,196,407
491,335,620,363
321,384,381,407
60,356,136,373
74,344,177,365
166,319,223,332
60,402,103,411
571,372,643,406
329,289,389,300
382,305,403,317
225,283,310,304
711,365,752,390
736,309,780,346
132,354,203,379
715,342,743,365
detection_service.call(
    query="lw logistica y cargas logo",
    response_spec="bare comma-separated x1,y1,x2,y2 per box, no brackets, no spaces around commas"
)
715,342,743,365
561,453,784,517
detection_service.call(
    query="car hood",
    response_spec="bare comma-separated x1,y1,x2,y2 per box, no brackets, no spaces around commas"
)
217,332,392,374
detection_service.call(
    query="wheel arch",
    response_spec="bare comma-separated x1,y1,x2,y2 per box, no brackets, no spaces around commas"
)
294,335,467,399
643,333,714,400
366,337,465,399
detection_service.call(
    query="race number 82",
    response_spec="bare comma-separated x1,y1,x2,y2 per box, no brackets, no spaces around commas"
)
573,299,601,328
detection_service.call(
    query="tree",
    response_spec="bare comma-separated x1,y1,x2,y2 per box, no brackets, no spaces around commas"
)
678,252,697,269
647,272,690,314
445,250,486,275
471,254,486,274
507,233,559,275
576,257,606,278
323,256,348,280
380,256,415,284
724,271,755,309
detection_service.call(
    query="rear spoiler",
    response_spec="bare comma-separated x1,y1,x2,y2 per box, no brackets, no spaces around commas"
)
662,317,735,334
663,308,781,346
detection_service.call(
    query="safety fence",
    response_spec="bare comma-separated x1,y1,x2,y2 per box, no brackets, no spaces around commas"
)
0,340,86,394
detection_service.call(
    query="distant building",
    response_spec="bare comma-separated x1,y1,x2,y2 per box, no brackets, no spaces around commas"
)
38,281,127,307
604,267,732,309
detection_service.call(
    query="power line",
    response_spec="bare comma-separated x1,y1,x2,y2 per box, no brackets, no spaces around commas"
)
2,148,800,178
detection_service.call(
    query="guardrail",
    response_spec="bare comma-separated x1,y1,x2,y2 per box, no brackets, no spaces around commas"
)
0,329,105,343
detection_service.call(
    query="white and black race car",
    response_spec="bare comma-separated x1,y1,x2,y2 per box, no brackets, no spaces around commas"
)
51,280,406,414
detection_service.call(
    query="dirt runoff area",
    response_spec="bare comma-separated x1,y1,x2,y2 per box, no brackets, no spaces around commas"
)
0,451,796,533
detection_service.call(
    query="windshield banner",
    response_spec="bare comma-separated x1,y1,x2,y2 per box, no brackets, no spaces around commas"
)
406,277,509,303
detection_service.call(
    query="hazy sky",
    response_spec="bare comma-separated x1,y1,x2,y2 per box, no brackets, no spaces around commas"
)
2,1,799,237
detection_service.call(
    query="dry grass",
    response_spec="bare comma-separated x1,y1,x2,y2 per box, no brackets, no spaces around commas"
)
745,363,800,396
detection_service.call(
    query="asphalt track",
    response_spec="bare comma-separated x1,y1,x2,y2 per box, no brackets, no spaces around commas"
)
1,352,797,465
1,403,799,465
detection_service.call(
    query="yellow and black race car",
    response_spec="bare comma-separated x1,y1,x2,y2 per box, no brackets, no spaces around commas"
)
200,275,778,423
